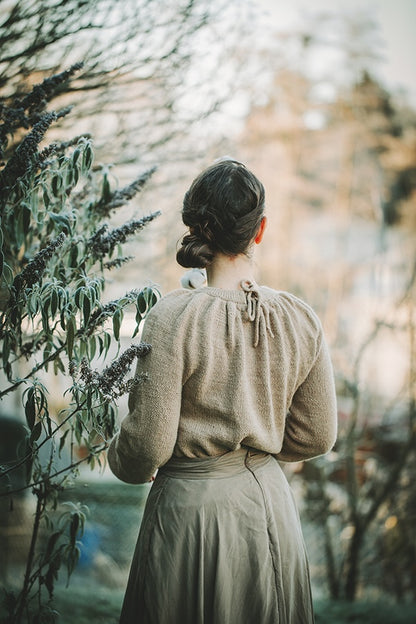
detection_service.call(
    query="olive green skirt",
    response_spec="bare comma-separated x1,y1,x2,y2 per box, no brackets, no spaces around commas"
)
119,448,314,624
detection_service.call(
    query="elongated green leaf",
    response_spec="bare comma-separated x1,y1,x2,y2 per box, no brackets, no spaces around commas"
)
102,173,111,202
79,338,86,357
69,243,78,268
4,361,12,382
30,191,39,221
25,389,36,430
30,421,42,444
66,167,73,186
42,308,50,335
150,289,160,307
97,335,103,356
89,336,96,360
83,293,91,326
45,531,62,560
74,287,84,310
27,292,39,317
82,143,93,172
53,356,65,375
51,175,62,197
66,544,81,579
67,316,75,360
22,205,31,234
103,332,111,358
43,341,52,373
43,187,50,209
137,292,147,315
88,284,97,307
70,513,80,547
1,261,13,286
113,310,121,341
59,430,70,457
60,309,66,331
51,289,58,318
72,148,81,167
2,332,10,368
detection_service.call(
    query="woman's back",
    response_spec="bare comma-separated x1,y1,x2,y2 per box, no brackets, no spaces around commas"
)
108,159,337,623
121,283,337,470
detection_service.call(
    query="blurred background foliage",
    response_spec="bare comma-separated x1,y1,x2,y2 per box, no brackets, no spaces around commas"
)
0,0,415,622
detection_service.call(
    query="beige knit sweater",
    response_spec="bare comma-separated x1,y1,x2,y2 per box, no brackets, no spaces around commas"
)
108,284,337,484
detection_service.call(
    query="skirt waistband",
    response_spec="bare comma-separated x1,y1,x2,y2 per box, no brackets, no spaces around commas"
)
159,447,272,479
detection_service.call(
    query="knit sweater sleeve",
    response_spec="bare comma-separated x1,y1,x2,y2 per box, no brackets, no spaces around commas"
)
107,305,183,484
276,331,337,463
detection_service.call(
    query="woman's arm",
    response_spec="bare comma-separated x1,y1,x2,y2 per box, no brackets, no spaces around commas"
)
107,311,183,483
276,335,337,463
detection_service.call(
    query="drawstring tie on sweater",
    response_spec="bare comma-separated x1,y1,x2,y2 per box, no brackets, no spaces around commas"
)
240,280,275,347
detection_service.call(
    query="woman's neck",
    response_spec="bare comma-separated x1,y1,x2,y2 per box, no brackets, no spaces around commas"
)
206,251,256,290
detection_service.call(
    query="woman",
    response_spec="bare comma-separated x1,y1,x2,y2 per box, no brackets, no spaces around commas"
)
108,159,337,624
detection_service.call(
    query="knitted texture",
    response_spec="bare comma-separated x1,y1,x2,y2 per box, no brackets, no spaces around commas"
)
108,285,337,483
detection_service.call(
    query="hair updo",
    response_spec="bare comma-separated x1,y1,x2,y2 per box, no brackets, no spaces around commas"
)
176,159,265,269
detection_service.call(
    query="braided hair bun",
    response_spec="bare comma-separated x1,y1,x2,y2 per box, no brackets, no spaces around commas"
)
176,159,265,269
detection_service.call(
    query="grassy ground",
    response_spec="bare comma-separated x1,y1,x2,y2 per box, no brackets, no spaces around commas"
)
50,583,416,624
314,598,416,623
2,581,415,623
53,583,123,624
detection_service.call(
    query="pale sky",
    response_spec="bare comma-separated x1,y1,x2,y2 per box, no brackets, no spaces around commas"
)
257,0,416,105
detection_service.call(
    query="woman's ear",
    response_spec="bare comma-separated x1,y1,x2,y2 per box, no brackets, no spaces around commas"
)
254,216,267,245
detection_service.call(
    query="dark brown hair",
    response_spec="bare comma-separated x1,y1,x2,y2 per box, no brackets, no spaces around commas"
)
176,159,265,268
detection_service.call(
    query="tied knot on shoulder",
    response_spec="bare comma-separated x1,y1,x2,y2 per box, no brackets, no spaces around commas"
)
240,280,275,347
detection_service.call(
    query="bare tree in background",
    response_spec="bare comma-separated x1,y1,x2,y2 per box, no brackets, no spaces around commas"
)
235,10,416,602
0,0,258,167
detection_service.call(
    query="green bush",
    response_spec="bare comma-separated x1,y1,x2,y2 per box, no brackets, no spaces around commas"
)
0,66,159,623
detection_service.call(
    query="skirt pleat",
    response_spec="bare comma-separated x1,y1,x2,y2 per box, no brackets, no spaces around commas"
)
119,448,314,624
